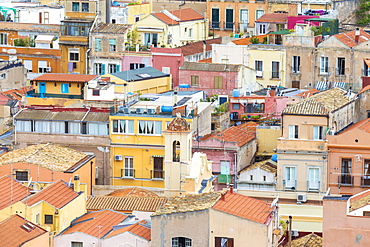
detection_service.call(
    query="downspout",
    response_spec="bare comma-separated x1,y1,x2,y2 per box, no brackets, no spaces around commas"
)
234,152,237,189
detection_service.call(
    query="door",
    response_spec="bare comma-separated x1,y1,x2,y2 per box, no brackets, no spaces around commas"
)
285,167,296,189
153,157,164,179
292,81,300,89
308,168,320,190
240,9,248,32
226,9,234,30
39,83,46,98
212,9,220,29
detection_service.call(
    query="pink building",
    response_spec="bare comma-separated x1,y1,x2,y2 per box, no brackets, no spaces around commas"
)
323,190,370,246
121,51,152,71
194,122,257,190
229,93,288,121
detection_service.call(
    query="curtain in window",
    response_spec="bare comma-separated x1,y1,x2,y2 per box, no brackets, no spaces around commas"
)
120,120,126,133
16,120,31,132
155,121,162,134
88,123,99,135
51,121,64,133
35,121,50,133
69,122,80,134
139,121,145,133
147,121,154,134
98,124,108,135
128,120,134,134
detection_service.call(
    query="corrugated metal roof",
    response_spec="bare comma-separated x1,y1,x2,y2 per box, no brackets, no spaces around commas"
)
84,112,109,122
111,67,170,82
15,109,109,122
180,61,241,72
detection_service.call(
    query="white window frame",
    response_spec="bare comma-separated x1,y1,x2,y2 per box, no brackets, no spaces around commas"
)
138,121,162,135
0,33,8,45
292,56,300,73
320,56,329,75
308,167,320,190
16,120,32,132
108,64,117,74
256,10,264,20
285,166,296,189
124,156,134,177
313,126,324,140
112,120,134,134
288,125,298,139
94,63,102,75
69,48,79,62
88,123,108,135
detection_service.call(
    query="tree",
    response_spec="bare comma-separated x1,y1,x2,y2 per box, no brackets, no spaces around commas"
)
249,37,260,44
357,0,370,25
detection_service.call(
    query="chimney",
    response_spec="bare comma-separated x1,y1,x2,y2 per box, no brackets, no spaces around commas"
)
355,28,360,43
174,91,178,106
73,175,81,193
221,193,226,201
230,187,233,194
202,41,206,59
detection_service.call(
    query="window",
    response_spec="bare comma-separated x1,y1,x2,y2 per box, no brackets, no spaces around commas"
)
214,76,223,89
92,89,100,96
292,56,300,73
88,123,108,135
211,8,220,29
81,2,89,12
320,57,329,74
130,63,145,70
24,60,32,72
259,24,266,35
250,175,253,180
95,38,102,51
61,83,69,94
44,215,53,224
35,213,40,224
51,121,65,134
138,121,162,135
34,121,50,133
69,49,79,61
364,211,370,216
289,125,298,139
124,157,134,177
108,64,119,73
16,120,32,132
94,63,105,75
364,60,370,76
308,167,320,190
225,9,234,29
191,75,199,87
215,237,234,247
337,57,345,75
135,16,140,22
341,158,352,185
285,167,296,189
109,39,116,52
15,171,28,181
153,157,164,179
188,28,193,38
364,159,370,185
240,9,248,23
143,33,158,47
0,33,7,45
256,10,264,19
232,103,240,110
172,237,192,247
61,21,90,36
112,120,134,134
272,61,280,79
313,126,324,140
263,175,266,181
72,2,80,11
38,60,48,73
71,242,83,247
255,60,263,78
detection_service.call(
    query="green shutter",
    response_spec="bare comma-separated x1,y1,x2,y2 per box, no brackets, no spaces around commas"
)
218,174,231,184
116,64,120,72
101,64,106,75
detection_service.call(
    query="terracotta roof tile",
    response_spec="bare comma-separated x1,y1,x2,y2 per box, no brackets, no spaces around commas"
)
32,74,98,83
153,8,204,25
92,23,131,34
24,180,79,209
232,34,269,45
358,84,370,94
239,159,277,175
295,88,320,98
287,233,322,247
0,143,88,172
212,191,274,224
107,187,159,197
0,215,47,246
152,12,179,25
256,13,288,23
86,196,168,212
333,29,370,48
180,38,222,56
198,57,212,63
283,88,352,115
349,189,370,212
105,221,151,240
339,118,370,135
1,86,33,101
0,175,31,210
61,210,130,238
200,122,257,147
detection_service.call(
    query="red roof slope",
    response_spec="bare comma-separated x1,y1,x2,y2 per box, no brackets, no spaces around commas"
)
32,74,98,83
153,8,204,25
200,122,257,147
1,86,33,101
358,84,370,94
105,220,151,240
295,88,320,98
107,187,159,197
212,190,274,224
62,210,130,238
0,175,31,210
338,118,370,135
25,180,79,209
256,13,288,23
232,34,269,45
0,214,47,246
334,29,370,48
180,37,222,56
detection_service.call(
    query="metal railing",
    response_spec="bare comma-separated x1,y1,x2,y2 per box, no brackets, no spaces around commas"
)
224,21,234,30
361,176,370,187
27,90,83,99
307,180,320,191
211,21,220,29
283,179,297,191
151,170,165,179
121,168,135,178
338,174,353,186
271,71,280,79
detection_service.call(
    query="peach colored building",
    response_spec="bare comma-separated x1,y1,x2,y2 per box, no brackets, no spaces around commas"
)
327,118,370,195
323,190,370,246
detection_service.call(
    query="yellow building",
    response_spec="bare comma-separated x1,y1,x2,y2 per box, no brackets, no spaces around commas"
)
105,66,171,97
0,176,86,235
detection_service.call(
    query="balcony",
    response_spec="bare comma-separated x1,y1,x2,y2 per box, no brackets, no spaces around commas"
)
27,90,83,99
271,71,280,79
218,174,232,184
121,168,135,178
338,174,353,187
224,21,234,30
307,180,320,191
151,170,164,179
283,179,297,191
361,176,370,187
211,21,220,29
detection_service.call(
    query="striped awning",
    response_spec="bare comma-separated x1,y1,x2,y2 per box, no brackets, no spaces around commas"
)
315,81,329,90
332,81,347,89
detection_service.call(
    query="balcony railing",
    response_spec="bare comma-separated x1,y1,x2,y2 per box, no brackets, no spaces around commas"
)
271,71,280,79
338,174,353,186
283,179,297,191
121,168,135,178
218,174,232,184
151,170,165,179
307,180,320,191
224,21,234,30
361,176,370,187
211,21,220,29
27,90,83,99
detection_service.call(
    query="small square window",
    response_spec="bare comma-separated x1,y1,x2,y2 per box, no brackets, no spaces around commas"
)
15,171,28,181
250,175,253,181
92,89,100,96
44,214,53,224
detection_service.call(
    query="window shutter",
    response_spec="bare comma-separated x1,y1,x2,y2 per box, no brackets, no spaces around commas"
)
116,64,120,72
101,64,106,75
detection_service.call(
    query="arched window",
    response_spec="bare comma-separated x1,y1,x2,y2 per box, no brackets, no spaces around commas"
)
172,237,192,247
173,140,180,162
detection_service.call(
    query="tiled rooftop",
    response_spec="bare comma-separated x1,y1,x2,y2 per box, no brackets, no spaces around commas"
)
0,215,47,246
0,22,60,33
111,67,169,81
166,115,190,132
153,8,204,25
1,86,33,101
283,88,352,115
339,118,370,135
180,38,222,56
152,192,221,216
200,122,257,147
0,144,89,172
16,109,109,122
0,175,31,210
256,13,288,23
92,23,131,33
107,187,159,197
349,189,370,212
212,190,274,224
180,61,241,72
24,180,79,209
86,196,168,212
333,29,370,48
295,88,320,98
232,34,269,46
31,74,98,83
105,220,151,240
358,84,370,94
287,233,322,247
61,209,131,238
239,159,277,175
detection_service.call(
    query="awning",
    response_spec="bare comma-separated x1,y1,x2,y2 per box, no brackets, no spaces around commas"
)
269,30,290,35
364,58,370,68
137,27,164,33
35,35,55,44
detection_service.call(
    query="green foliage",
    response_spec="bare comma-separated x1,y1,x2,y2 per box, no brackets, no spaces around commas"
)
262,36,268,44
309,26,330,36
127,28,138,45
14,38,29,47
213,102,229,114
357,0,370,25
249,37,260,44
128,2,140,5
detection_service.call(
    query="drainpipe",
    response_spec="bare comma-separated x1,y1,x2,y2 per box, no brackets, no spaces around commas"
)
234,152,237,189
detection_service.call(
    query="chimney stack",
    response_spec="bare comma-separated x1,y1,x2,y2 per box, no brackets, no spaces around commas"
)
73,175,81,193
174,91,178,106
355,28,360,43
230,186,233,194
221,193,226,201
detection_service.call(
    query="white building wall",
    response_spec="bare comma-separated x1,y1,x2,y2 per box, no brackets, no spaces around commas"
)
104,232,150,247
212,44,249,66
85,84,115,101
18,7,65,24
54,233,99,247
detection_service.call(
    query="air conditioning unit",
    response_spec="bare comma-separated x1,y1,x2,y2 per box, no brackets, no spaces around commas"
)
297,193,307,203
136,108,144,114
123,107,130,114
147,109,156,115
115,155,122,161
292,229,299,237
256,71,263,78
46,67,52,72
